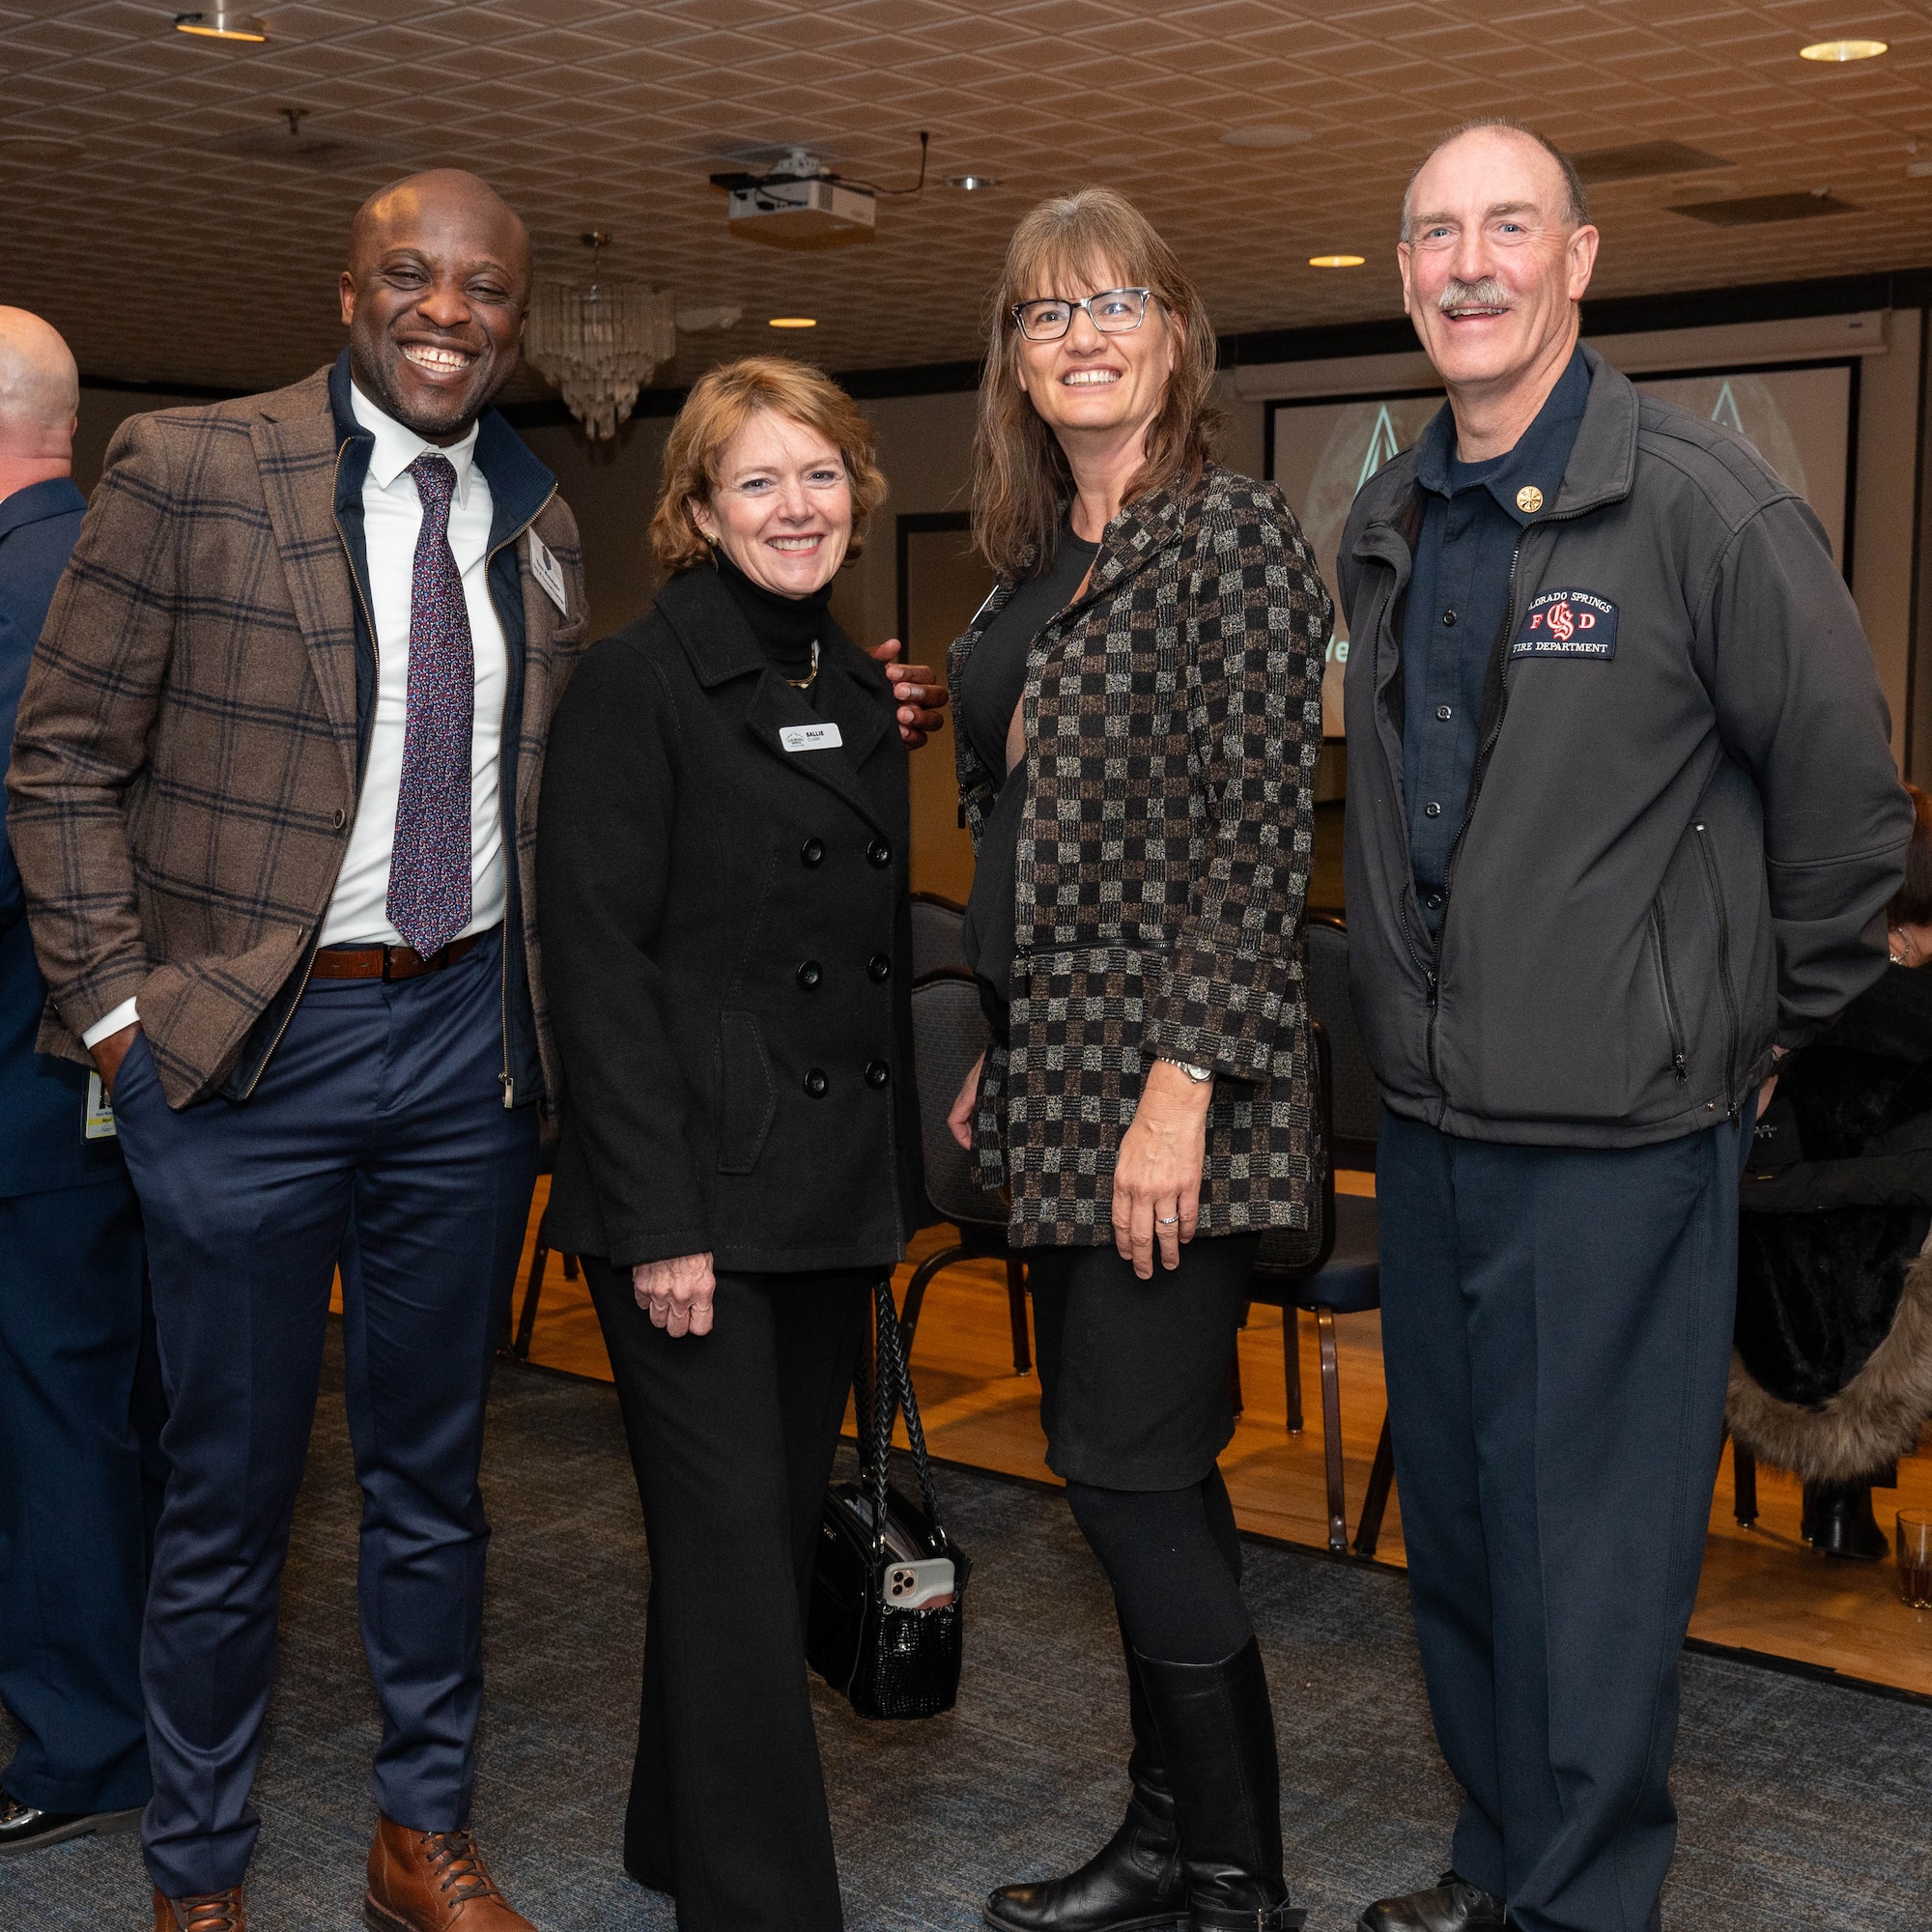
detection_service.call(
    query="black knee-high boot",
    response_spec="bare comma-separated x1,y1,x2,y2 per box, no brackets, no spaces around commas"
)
1136,1639,1302,1932
983,1621,1186,1932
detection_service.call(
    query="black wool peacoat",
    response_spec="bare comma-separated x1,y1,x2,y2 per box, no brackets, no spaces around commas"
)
537,564,923,1274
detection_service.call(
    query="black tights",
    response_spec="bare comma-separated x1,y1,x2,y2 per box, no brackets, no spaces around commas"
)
1065,1464,1252,1665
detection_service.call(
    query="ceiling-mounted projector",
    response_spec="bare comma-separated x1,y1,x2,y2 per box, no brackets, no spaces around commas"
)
709,136,926,250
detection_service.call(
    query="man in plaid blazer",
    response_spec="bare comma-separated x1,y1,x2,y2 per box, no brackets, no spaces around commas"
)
8,170,582,1932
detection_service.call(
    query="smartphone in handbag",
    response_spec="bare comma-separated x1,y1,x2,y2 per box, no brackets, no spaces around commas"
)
806,1277,970,1719
884,1555,955,1611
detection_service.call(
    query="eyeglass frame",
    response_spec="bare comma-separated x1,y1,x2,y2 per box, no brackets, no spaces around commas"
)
1009,287,1156,342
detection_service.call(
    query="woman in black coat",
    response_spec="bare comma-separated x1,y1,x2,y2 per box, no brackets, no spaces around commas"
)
1734,781,1932,1557
536,357,923,1932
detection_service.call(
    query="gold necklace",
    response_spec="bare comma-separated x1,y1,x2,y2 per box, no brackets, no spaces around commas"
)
783,639,820,690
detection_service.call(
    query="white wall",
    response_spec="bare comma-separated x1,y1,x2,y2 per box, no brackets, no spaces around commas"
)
1852,310,1920,766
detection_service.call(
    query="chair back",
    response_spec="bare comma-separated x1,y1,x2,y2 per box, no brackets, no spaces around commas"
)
910,969,1009,1233
911,893,969,982
1305,916,1379,1165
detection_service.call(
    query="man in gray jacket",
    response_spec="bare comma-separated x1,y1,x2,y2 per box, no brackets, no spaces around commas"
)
1338,120,1910,1932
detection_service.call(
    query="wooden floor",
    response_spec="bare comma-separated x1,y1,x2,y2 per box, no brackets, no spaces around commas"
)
509,1176,1932,1701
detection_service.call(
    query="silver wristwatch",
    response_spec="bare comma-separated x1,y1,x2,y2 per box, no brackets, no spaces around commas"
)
1159,1057,1213,1084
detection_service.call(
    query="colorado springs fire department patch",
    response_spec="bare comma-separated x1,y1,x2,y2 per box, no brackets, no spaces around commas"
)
1510,588,1618,660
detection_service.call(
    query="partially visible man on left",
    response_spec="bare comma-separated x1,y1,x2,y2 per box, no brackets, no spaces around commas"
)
0,309,167,1861
10,170,576,1932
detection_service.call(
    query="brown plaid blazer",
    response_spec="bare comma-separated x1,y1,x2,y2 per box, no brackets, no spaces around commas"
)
6,366,586,1109
951,465,1332,1246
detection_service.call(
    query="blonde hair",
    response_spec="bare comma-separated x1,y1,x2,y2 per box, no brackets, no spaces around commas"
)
972,188,1221,582
649,356,886,575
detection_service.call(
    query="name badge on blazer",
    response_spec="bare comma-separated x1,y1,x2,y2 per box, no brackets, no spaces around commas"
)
528,532,569,615
781,722,844,753
1511,589,1617,660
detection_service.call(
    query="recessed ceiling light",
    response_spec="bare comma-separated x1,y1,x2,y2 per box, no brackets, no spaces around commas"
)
1309,253,1367,269
768,316,817,328
174,11,269,41
1800,38,1887,61
945,175,1000,190
1222,126,1314,149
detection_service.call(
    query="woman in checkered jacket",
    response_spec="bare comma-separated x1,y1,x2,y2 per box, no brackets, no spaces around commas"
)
950,188,1332,1932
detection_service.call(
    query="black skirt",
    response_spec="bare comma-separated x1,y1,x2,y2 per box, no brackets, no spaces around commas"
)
1027,1234,1260,1490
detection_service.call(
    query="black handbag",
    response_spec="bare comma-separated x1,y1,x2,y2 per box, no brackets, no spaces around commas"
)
807,1276,970,1719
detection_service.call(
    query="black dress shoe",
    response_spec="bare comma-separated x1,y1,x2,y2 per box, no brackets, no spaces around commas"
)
0,1786,143,1855
1358,1873,1507,1932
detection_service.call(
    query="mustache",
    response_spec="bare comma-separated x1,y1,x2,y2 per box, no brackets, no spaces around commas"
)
1438,277,1512,311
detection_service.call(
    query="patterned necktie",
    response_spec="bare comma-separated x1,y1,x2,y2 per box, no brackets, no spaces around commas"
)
386,451,474,956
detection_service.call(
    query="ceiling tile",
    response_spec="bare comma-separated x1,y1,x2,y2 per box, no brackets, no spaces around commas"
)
0,0,1926,395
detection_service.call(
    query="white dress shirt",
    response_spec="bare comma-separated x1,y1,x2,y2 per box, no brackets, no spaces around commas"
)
322,383,509,949
82,384,511,1046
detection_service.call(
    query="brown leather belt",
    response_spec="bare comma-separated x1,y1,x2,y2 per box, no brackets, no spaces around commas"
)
308,929,490,981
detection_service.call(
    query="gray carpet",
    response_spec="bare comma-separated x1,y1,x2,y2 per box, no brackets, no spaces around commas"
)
6,1326,1931,1931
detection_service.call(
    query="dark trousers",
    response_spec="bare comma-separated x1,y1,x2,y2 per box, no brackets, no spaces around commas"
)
1377,1112,1740,1932
107,933,540,1897
0,1174,165,1814
586,1260,871,1932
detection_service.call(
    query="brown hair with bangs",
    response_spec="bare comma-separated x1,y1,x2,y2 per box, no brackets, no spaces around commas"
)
649,355,887,576
1889,782,1932,929
972,188,1222,582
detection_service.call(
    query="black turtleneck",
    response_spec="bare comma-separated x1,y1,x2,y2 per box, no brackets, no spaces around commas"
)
713,548,831,684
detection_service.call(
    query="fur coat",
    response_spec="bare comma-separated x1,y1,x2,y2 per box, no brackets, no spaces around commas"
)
1731,963,1932,1480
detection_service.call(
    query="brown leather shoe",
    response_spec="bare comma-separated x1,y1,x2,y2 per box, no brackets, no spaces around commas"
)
364,1813,534,1931
153,1886,247,1931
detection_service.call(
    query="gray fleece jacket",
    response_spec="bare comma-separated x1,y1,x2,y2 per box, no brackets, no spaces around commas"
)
1338,343,1912,1148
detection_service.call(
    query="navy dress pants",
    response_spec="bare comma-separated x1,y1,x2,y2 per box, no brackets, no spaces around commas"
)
0,1173,164,1814
107,933,540,1897
1377,1112,1740,1932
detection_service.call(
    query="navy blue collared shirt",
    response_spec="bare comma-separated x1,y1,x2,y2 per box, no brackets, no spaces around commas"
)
1403,347,1591,933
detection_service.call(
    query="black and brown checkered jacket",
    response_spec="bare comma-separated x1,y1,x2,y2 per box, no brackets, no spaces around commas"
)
951,465,1332,1247
6,363,586,1110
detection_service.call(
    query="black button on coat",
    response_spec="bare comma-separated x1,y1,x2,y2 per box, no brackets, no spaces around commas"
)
536,565,923,1273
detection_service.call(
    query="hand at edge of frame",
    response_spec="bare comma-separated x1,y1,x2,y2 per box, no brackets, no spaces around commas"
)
870,637,950,751
91,1022,142,1100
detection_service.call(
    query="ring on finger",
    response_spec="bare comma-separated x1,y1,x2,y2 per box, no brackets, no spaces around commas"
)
1156,1212,1179,1226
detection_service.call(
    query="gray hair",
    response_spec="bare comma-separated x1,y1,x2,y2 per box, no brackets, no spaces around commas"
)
1400,118,1591,242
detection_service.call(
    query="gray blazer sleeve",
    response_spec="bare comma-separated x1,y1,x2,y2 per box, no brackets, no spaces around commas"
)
1705,496,1912,1045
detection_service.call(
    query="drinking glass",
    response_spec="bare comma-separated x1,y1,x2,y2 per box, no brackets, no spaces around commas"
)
1897,1510,1932,1608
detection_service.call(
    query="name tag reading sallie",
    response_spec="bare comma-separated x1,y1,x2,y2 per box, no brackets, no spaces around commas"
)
781,722,843,753
1511,588,1618,661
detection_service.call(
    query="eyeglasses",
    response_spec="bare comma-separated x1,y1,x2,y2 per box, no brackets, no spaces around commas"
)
1009,288,1153,342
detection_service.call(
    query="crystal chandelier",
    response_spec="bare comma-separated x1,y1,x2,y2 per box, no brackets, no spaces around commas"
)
525,233,677,440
